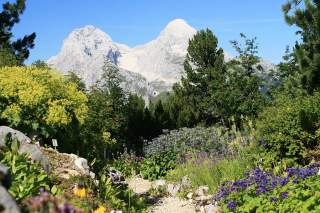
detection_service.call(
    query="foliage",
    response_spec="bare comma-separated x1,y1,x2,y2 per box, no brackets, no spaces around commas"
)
166,152,255,193
80,62,127,170
226,34,267,126
0,0,36,64
0,138,49,201
257,91,320,165
140,150,177,180
143,126,231,157
0,47,18,67
97,173,147,212
110,151,143,178
0,66,88,139
23,190,83,213
173,29,227,125
283,0,320,93
216,163,320,212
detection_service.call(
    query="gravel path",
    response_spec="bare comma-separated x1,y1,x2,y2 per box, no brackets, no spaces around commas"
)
148,196,196,213
127,177,196,213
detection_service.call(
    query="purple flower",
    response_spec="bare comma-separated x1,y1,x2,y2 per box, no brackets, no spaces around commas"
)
227,200,237,210
256,186,267,195
269,196,278,202
280,192,288,199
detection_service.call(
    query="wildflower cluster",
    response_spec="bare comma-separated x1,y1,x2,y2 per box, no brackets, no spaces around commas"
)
24,189,82,213
215,162,320,211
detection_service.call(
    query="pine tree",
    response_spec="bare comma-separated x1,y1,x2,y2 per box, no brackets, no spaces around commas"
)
175,29,227,125
283,0,320,93
0,0,36,65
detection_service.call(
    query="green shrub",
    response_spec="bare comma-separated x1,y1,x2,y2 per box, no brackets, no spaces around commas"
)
97,173,147,212
257,92,320,165
140,150,177,180
166,152,254,193
0,139,49,201
110,151,142,178
217,164,320,213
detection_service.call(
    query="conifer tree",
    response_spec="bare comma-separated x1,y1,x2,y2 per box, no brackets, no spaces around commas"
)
175,29,227,125
0,0,36,65
283,0,320,93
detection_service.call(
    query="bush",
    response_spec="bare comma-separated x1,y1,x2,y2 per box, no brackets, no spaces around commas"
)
143,126,231,158
0,138,49,201
0,66,88,138
257,92,320,165
140,150,177,180
97,173,147,212
216,163,320,212
166,152,254,193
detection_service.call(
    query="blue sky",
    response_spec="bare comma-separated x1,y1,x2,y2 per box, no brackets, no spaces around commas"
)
6,0,298,64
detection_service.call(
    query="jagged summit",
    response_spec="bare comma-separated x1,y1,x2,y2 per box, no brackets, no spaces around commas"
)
48,19,275,101
160,19,196,38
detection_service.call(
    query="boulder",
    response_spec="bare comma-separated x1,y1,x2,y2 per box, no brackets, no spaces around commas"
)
195,186,209,197
167,183,181,196
154,179,166,189
0,126,30,147
0,164,11,189
204,204,221,213
0,186,20,213
187,192,193,199
71,154,90,175
0,126,50,172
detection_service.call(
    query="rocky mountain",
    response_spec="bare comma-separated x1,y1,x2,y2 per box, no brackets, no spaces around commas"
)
47,19,276,101
47,19,198,101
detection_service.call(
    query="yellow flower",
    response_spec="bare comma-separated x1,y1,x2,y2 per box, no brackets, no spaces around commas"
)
73,186,86,198
93,205,106,213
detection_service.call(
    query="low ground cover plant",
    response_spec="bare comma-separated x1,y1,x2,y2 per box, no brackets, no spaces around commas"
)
215,162,320,212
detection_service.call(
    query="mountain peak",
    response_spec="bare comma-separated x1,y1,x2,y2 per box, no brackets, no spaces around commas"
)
160,19,196,38
70,25,113,42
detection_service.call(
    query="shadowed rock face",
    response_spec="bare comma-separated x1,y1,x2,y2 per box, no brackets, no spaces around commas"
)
0,164,20,213
0,126,50,173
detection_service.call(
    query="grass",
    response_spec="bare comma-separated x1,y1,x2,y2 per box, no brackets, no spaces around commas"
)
166,153,254,194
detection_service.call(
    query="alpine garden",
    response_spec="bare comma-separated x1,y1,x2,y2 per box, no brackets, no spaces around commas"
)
1,0,320,213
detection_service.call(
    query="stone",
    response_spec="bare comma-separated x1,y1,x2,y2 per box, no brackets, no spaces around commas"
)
166,183,181,196
0,126,30,147
89,171,96,179
0,164,11,189
19,143,50,173
195,195,213,203
154,179,166,188
187,192,193,199
204,204,220,213
0,186,20,213
195,186,209,197
181,175,191,188
55,168,81,180
72,155,90,175
0,126,50,173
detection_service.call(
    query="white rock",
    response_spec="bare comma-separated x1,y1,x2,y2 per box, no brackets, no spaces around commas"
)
167,183,181,196
195,186,209,197
154,179,166,188
204,204,220,213
73,156,90,175
187,192,193,199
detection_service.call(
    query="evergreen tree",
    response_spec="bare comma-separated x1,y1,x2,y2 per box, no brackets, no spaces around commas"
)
0,0,36,64
226,33,266,125
283,0,320,93
125,94,145,153
175,29,227,125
